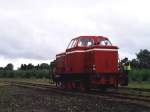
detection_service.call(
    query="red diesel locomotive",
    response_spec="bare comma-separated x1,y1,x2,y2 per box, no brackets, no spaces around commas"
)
51,36,128,91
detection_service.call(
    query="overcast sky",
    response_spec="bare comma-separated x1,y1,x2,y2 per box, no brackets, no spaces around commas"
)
0,0,150,69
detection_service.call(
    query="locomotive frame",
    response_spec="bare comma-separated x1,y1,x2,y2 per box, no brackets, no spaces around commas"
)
50,36,128,91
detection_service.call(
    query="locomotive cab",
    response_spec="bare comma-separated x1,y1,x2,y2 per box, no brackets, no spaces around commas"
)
67,37,94,49
65,37,95,74
67,36,113,48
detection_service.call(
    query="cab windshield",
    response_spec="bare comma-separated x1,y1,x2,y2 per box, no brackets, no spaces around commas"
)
78,38,93,47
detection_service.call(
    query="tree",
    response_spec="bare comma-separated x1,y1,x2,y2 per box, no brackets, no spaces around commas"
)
35,64,40,70
27,63,34,69
19,64,27,70
0,67,4,70
5,63,14,70
121,57,129,64
39,63,49,69
136,49,150,68
131,59,139,68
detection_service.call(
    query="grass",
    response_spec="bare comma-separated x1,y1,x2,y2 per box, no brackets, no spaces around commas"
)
128,82,150,89
0,78,53,85
0,82,9,87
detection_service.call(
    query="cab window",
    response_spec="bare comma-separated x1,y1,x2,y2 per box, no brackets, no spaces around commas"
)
72,39,78,48
67,39,78,49
78,38,93,47
100,39,112,46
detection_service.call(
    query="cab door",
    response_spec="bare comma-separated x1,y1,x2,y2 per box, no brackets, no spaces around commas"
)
84,39,94,73
65,39,78,73
84,50,94,73
65,38,86,74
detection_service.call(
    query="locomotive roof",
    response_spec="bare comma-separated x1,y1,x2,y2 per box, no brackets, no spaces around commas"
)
72,36,109,40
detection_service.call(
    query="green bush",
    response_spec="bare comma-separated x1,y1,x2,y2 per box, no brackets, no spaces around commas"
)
0,70,5,77
6,70,15,78
0,69,50,79
129,69,150,82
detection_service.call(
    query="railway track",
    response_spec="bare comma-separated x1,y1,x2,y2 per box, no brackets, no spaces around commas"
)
119,86,150,92
1,80,150,108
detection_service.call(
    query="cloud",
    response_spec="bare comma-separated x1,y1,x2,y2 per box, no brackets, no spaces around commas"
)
0,0,150,66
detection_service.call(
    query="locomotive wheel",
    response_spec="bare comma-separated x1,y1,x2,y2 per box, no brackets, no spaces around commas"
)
67,81,73,90
60,82,67,90
79,81,87,92
99,86,107,92
71,81,76,89
55,81,63,89
55,82,58,88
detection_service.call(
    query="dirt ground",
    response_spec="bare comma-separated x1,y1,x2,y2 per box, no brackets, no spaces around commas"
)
0,85,150,112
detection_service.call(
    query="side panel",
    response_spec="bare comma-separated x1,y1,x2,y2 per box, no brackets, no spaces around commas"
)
94,50,118,73
56,53,65,75
65,49,85,74
88,48,119,87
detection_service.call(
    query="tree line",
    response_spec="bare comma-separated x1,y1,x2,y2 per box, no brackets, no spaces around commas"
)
0,63,14,71
0,63,51,78
0,63,50,71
